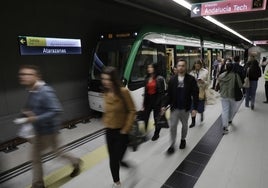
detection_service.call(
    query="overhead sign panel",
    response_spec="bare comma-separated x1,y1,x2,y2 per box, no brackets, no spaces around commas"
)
191,0,267,17
18,36,82,55
254,40,268,45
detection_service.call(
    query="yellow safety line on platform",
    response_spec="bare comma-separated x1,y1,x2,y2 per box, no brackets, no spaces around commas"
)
25,114,166,188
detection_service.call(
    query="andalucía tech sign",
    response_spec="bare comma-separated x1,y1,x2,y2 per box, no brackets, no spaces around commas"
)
191,0,267,17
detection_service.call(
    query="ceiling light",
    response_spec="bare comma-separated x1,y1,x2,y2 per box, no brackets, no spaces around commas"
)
171,0,253,45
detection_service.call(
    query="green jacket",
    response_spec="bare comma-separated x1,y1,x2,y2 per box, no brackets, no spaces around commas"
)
218,71,242,99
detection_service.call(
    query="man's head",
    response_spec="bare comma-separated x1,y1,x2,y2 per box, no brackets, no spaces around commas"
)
18,65,41,87
176,59,187,75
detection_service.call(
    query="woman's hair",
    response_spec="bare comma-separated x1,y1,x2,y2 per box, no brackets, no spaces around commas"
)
146,62,159,78
225,62,234,74
101,66,122,97
192,59,203,70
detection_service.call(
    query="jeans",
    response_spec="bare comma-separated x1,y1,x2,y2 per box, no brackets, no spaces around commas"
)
169,109,190,146
221,98,236,128
245,80,258,107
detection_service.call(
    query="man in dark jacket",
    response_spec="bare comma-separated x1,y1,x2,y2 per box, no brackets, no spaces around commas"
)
18,65,81,188
162,59,199,154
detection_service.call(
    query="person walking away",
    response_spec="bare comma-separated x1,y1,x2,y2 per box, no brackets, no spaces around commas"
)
263,69,268,103
189,60,209,128
18,65,81,188
101,66,136,188
142,62,166,141
162,59,199,154
218,63,242,134
261,57,267,74
245,59,262,110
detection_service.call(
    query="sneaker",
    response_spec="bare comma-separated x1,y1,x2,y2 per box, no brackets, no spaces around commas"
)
70,159,82,177
32,181,45,188
263,101,268,104
223,127,229,135
120,161,130,168
179,139,186,149
112,183,122,188
151,134,159,141
166,146,175,154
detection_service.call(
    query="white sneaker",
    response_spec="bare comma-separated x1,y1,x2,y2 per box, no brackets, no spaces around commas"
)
112,183,122,188
223,127,229,135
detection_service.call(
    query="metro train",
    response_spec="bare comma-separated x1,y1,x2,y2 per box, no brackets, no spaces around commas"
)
88,26,245,112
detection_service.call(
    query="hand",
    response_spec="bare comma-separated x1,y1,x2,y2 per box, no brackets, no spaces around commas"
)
22,111,37,123
161,107,166,116
120,130,127,135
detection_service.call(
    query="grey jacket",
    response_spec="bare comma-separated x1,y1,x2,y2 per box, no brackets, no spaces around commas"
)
218,72,242,99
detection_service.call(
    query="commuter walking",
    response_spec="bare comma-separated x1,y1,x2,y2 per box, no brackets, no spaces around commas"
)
101,66,136,188
218,63,242,134
263,69,268,103
189,60,209,128
162,59,199,154
18,65,81,188
142,62,166,141
244,59,262,110
261,57,267,74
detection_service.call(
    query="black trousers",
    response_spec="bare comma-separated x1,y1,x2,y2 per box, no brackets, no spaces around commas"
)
265,81,268,101
106,128,128,182
143,94,161,134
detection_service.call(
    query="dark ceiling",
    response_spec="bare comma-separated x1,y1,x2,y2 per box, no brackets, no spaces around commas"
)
109,0,268,49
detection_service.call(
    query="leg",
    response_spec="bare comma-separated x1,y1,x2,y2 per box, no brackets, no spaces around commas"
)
250,81,258,109
221,98,230,128
245,88,250,107
179,110,190,140
143,106,152,132
169,109,180,147
265,81,268,102
106,129,121,183
152,106,161,140
32,135,47,187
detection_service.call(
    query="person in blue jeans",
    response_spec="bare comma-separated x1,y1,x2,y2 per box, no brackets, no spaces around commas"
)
244,59,262,110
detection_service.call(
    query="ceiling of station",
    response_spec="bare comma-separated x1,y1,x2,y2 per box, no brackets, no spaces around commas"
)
111,0,268,49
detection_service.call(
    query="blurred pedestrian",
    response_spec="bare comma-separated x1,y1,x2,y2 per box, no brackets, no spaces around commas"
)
18,65,81,188
142,62,166,141
261,57,267,74
244,59,262,110
263,69,268,103
101,66,136,188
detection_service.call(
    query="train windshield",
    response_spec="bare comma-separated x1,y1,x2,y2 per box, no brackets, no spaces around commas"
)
91,39,134,80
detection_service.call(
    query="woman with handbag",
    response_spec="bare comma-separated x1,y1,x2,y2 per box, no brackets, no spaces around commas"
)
189,60,209,128
101,66,136,188
218,63,242,134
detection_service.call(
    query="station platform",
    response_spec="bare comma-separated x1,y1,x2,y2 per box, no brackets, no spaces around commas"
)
0,76,267,188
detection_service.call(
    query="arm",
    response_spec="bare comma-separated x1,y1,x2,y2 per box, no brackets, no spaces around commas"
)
121,88,136,133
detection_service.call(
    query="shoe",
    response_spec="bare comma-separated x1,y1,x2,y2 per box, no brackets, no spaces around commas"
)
120,161,130,168
189,123,195,128
251,105,254,110
70,159,82,177
32,181,45,188
228,121,232,124
223,127,229,135
112,183,121,188
166,146,175,154
151,134,159,141
263,101,268,103
179,139,186,149
245,105,249,108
